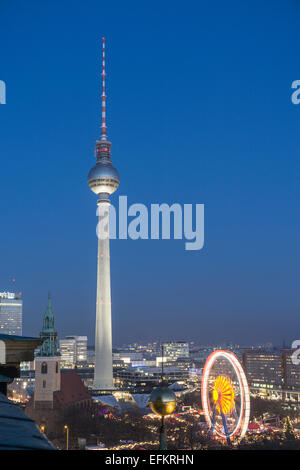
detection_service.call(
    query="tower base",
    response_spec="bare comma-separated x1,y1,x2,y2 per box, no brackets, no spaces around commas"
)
92,379,115,390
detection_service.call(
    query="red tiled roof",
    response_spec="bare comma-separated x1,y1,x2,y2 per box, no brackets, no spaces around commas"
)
54,371,90,405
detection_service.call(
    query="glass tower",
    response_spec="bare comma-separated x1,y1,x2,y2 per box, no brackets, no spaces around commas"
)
0,292,22,336
59,336,88,368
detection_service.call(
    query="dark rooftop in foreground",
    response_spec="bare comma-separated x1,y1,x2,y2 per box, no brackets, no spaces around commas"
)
0,393,55,450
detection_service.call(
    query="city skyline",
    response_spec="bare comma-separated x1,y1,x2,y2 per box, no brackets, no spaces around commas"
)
0,0,299,347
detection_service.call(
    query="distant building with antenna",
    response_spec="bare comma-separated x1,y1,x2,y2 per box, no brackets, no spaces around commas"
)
0,292,22,336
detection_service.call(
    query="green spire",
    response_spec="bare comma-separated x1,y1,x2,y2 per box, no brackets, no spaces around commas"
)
42,293,55,332
39,293,59,357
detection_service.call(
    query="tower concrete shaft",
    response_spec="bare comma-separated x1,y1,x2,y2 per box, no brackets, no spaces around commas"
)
93,200,114,390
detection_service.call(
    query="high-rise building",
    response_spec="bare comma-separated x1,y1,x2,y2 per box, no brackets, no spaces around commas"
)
242,350,283,390
87,38,120,391
72,336,87,363
162,342,190,361
0,292,22,336
59,336,87,368
59,338,75,368
282,349,300,390
243,349,300,394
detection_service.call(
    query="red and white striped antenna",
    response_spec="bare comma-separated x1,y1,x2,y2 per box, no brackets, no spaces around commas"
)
101,37,107,140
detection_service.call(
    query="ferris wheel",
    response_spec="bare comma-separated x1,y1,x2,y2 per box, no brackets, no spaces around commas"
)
201,350,250,444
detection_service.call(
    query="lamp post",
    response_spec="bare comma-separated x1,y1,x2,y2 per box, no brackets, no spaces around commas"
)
149,382,176,450
149,347,177,450
64,425,69,450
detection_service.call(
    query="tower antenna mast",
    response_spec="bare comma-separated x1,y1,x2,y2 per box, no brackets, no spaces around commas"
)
101,37,107,140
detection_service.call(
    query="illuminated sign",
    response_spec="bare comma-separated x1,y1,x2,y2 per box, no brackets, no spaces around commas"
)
0,292,15,299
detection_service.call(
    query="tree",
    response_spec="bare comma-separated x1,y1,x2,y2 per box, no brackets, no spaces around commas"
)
283,416,295,440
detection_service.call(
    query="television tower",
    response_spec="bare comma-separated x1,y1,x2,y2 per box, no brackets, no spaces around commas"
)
88,38,120,390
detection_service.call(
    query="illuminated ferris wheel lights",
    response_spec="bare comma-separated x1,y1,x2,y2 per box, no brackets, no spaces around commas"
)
201,350,250,443
212,375,235,415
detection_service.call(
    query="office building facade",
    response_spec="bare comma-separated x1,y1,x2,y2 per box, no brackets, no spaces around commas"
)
0,292,22,336
163,341,190,361
243,350,283,390
59,336,87,368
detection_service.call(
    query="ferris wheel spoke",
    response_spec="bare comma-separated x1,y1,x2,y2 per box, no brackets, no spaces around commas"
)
220,402,231,446
233,404,239,422
210,404,217,436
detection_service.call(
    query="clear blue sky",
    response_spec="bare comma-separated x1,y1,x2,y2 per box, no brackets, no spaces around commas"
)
0,0,299,346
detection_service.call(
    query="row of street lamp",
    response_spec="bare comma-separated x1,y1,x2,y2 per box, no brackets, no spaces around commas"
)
40,424,69,450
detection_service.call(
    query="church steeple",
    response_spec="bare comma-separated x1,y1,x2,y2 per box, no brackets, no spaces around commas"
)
38,293,59,357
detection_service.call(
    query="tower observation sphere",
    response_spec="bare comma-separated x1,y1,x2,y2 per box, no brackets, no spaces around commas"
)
87,38,119,391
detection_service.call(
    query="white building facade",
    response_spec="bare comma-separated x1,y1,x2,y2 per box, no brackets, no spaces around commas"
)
59,336,87,368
